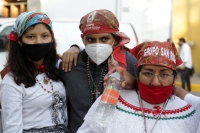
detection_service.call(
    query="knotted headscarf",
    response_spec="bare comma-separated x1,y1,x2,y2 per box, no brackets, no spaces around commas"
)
130,41,183,70
79,9,130,69
7,11,53,42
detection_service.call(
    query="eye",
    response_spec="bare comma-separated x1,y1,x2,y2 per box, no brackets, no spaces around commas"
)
141,71,154,76
100,37,109,42
86,37,95,43
26,35,34,39
159,73,170,78
42,34,50,38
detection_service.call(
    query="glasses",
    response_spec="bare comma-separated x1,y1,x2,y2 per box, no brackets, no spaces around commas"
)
140,71,174,81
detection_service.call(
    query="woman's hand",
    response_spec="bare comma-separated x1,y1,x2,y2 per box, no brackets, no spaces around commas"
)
62,45,80,72
103,66,137,90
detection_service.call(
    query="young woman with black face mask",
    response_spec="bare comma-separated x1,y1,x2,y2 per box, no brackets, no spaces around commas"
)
0,11,70,133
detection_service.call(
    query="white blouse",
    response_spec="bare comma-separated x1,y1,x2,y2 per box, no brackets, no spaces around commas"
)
0,73,68,133
185,93,200,133
78,90,199,133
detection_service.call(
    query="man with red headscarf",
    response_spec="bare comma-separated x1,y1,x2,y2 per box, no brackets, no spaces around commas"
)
77,41,199,133
60,9,138,133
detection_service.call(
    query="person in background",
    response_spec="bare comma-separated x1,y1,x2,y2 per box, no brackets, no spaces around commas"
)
60,9,138,133
0,11,69,133
177,38,192,92
77,41,199,133
167,38,172,43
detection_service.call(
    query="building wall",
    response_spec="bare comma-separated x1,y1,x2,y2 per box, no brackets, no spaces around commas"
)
172,0,200,75
33,0,171,44
1,0,27,17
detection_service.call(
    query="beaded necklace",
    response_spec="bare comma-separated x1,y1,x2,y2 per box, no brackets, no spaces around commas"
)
138,91,168,133
37,64,49,85
36,76,54,94
87,57,108,103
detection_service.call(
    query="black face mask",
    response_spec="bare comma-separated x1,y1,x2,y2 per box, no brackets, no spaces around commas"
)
21,42,53,61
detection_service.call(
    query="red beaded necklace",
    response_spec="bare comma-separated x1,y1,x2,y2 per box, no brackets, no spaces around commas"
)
36,76,54,94
36,64,54,94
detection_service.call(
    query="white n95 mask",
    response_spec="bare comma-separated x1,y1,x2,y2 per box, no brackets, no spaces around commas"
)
85,43,113,65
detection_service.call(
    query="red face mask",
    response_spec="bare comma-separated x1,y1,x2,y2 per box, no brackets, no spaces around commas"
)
138,81,174,104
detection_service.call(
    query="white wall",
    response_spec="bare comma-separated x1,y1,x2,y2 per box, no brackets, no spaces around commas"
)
27,0,41,12
40,0,117,20
27,0,172,44
120,0,172,43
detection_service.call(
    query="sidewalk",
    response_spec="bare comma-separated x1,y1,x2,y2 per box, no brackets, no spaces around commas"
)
175,74,200,92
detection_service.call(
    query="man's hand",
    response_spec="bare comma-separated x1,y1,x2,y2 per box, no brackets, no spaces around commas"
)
104,66,137,90
62,46,80,72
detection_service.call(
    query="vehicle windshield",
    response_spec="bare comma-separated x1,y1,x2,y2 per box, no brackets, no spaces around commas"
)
0,26,13,36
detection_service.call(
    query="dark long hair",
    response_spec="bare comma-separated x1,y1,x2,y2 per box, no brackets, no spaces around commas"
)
7,24,62,88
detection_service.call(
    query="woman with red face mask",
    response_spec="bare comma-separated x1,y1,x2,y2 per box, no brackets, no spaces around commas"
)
77,41,199,133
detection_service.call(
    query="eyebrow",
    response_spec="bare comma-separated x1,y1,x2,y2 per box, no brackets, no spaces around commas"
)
85,36,95,39
142,68,172,73
86,35,110,38
24,32,50,35
100,36,110,39
159,69,173,73
141,68,153,72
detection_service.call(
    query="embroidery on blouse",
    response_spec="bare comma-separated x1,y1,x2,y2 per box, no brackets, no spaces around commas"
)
23,124,69,133
116,96,196,120
49,91,67,125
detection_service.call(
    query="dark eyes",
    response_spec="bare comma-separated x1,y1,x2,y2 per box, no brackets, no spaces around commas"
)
25,34,49,39
86,37,109,43
142,71,153,76
26,36,34,39
140,71,173,79
159,73,171,77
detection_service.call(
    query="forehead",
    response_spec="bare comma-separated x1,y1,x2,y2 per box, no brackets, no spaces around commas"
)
141,65,173,72
83,33,113,38
24,24,50,34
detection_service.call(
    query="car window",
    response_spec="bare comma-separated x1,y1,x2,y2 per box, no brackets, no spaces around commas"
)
0,26,13,36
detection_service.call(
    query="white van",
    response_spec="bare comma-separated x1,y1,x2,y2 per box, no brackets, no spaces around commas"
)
0,18,138,80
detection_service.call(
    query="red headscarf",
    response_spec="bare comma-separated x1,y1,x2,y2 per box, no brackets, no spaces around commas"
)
79,9,130,69
130,41,183,70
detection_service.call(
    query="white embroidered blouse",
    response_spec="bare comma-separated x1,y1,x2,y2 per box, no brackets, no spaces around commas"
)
0,73,68,133
77,90,199,133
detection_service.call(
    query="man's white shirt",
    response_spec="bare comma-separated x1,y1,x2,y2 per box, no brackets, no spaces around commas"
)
179,43,192,68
